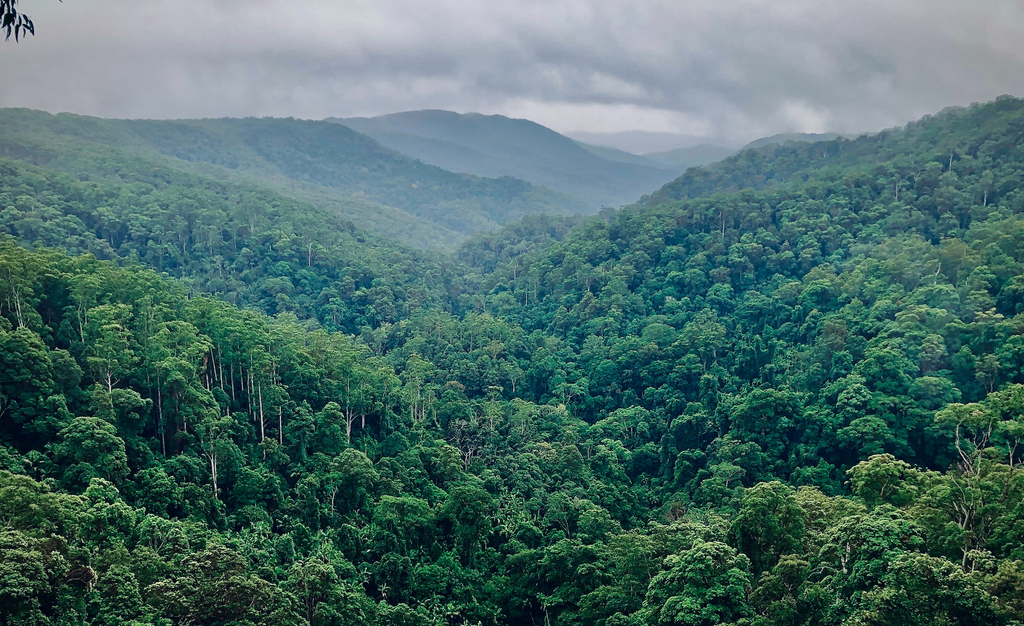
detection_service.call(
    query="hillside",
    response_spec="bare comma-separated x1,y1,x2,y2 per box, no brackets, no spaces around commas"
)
0,109,586,247
572,141,664,167
331,110,678,208
4,96,1024,626
642,143,738,170
0,155,469,331
564,129,723,154
0,122,464,251
740,131,843,150
646,96,1024,203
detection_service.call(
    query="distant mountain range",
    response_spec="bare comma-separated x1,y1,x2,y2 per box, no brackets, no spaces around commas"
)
0,106,851,250
643,144,739,170
568,142,737,173
568,129,848,155
330,112,847,210
740,132,845,150
0,109,589,248
328,111,683,209
564,129,730,154
563,128,847,176
324,111,851,213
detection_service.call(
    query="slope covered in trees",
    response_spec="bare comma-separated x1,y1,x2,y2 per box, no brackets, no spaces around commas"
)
332,110,679,209
3,97,1024,626
0,108,587,247
647,96,1023,204
641,144,739,171
0,156,466,331
739,132,844,151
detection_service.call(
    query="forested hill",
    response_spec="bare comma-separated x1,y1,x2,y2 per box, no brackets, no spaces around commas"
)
0,156,468,330
4,97,1024,626
330,110,677,208
647,95,1024,204
739,132,843,151
0,109,586,246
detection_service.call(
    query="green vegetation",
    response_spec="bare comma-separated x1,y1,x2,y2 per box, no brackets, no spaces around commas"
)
3,96,1024,626
646,96,1023,204
641,144,739,171
333,110,679,208
0,157,463,330
738,132,844,152
0,108,586,249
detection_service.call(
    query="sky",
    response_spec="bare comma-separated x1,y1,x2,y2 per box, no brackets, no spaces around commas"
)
3,0,1024,142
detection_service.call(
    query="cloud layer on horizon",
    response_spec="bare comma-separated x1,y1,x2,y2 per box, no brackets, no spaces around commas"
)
3,0,1023,141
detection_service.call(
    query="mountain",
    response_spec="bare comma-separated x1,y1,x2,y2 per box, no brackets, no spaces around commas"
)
573,141,665,167
0,109,586,248
641,143,738,170
564,129,726,154
329,110,679,208
644,98,1024,204
0,149,463,328
740,131,844,150
566,130,738,175
5,96,1024,626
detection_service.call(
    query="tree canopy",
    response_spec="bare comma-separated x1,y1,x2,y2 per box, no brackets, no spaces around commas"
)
2,96,1024,625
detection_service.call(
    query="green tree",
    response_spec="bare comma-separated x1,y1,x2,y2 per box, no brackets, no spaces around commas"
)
146,544,304,626
641,540,752,626
53,417,130,489
732,481,805,573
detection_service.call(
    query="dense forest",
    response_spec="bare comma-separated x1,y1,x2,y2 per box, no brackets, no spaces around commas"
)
2,97,1024,626
0,109,586,249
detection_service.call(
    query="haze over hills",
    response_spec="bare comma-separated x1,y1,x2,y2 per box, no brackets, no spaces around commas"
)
329,110,681,208
0,106,861,252
571,141,665,167
645,122,940,204
642,144,738,170
640,132,848,173
740,131,845,150
1,107,850,253
0,109,589,248
564,129,735,154
565,130,847,176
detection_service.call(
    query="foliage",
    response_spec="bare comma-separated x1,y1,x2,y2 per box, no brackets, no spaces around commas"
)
1,0,32,42
0,108,585,248
2,96,1024,625
333,110,677,209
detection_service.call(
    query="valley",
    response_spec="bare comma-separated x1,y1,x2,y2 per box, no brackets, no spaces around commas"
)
2,96,1024,626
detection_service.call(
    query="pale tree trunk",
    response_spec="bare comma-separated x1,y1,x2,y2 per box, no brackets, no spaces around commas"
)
257,382,266,441
345,412,355,445
206,449,219,499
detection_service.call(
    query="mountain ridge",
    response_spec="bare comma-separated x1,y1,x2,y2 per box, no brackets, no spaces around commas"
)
328,110,681,208
0,108,586,248
564,128,732,154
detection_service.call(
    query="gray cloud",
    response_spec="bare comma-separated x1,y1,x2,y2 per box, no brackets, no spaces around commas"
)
3,0,1023,141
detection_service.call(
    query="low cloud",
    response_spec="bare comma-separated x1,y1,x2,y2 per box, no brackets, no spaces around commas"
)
3,0,1023,141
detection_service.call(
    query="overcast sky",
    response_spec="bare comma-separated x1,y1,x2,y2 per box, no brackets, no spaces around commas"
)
3,0,1023,141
